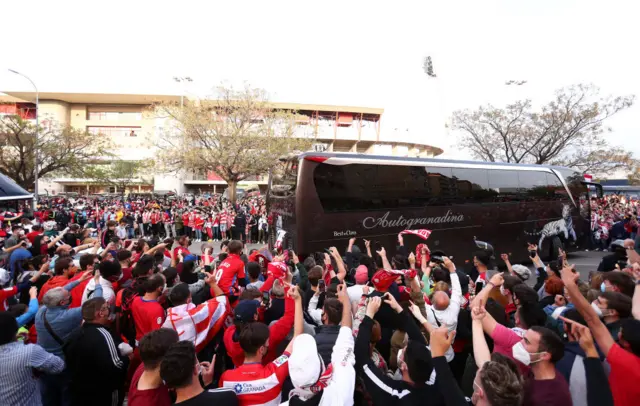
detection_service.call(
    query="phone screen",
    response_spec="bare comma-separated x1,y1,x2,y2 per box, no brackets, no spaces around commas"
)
262,292,270,306
318,279,326,292
529,251,536,258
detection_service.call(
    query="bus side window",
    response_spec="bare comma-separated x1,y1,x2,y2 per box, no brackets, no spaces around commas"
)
451,168,490,203
488,170,519,202
517,171,553,201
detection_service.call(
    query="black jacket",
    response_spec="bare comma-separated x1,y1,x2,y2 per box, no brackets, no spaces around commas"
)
314,324,341,367
355,311,470,406
65,323,129,406
598,253,625,273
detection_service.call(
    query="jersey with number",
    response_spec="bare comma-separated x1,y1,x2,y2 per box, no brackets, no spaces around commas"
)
215,253,246,296
219,352,290,406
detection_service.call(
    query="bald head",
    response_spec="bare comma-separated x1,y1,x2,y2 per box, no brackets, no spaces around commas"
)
432,291,450,310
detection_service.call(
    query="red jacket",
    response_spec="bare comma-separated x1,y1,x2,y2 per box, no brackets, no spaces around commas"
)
223,295,295,367
69,271,92,308
38,275,71,303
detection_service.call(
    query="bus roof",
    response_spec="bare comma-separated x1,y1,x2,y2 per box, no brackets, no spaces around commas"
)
298,151,577,172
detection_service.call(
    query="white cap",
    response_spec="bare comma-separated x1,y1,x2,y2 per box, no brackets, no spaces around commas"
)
511,264,532,281
288,334,322,389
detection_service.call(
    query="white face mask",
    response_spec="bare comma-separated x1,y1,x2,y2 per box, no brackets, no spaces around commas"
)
512,341,546,366
471,379,482,405
396,348,404,370
591,302,604,318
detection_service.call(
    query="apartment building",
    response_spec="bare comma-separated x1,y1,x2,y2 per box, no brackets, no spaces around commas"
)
0,91,444,195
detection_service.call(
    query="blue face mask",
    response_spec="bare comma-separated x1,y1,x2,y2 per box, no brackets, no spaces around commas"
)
600,282,607,293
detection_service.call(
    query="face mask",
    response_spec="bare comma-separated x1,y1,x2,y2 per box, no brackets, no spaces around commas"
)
471,379,482,405
500,285,507,296
591,302,604,318
397,348,404,370
512,341,546,366
601,282,607,293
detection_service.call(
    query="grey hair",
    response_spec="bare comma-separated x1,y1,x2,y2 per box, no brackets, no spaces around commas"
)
271,279,285,298
42,287,68,308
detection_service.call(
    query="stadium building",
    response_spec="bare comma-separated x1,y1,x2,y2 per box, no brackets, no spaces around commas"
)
0,91,443,195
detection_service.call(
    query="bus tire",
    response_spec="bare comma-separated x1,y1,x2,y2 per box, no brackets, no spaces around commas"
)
550,236,563,261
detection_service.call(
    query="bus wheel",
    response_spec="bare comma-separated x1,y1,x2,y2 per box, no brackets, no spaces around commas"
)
550,236,563,260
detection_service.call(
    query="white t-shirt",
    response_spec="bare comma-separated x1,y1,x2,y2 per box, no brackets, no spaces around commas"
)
82,277,115,305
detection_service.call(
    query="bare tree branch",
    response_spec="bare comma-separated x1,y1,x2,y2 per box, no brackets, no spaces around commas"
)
453,84,636,176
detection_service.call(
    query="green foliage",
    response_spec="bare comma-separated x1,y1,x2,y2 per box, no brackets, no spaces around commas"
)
0,114,113,190
154,84,313,202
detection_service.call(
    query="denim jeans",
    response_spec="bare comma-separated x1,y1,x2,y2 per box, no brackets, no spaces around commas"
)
195,229,202,240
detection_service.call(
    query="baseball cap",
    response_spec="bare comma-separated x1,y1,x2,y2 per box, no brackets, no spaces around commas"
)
234,300,260,323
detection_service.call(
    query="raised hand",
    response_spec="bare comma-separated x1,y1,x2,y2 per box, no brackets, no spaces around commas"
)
471,305,487,321
366,296,382,318
383,292,402,313
430,327,456,358
408,253,416,267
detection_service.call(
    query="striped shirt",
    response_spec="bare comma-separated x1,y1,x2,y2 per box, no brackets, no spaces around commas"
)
220,352,290,406
0,342,65,406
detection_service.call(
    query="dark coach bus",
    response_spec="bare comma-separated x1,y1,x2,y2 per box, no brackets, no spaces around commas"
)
266,152,602,263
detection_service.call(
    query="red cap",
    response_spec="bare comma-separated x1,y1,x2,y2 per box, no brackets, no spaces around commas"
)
371,269,417,292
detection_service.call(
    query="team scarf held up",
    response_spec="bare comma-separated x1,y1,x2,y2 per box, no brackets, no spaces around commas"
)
398,229,432,267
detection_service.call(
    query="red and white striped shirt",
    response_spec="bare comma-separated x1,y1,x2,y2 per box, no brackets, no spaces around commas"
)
219,352,290,406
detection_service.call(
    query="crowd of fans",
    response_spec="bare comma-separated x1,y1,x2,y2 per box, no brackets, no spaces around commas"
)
7,193,270,246
589,194,639,252
0,193,639,406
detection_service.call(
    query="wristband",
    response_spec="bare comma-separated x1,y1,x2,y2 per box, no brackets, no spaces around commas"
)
486,281,495,288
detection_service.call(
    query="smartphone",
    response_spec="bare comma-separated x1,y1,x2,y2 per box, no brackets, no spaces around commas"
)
529,251,536,259
318,279,326,293
557,255,564,265
373,241,382,252
262,291,270,307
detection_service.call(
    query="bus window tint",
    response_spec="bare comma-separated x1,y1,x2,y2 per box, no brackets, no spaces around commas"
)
450,168,490,202
488,170,519,200
314,163,456,212
517,171,552,200
545,172,566,201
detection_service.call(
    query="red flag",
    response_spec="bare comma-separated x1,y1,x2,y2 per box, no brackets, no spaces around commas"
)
399,229,432,240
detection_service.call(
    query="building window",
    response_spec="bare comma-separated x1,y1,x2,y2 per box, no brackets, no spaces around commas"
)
88,126,142,137
88,111,142,121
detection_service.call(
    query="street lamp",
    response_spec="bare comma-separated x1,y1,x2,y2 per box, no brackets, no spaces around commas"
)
8,69,39,210
173,76,193,107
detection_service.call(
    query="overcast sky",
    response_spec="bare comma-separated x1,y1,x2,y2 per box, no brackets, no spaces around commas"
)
1,0,639,162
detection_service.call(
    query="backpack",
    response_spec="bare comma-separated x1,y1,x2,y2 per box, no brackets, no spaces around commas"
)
115,278,145,347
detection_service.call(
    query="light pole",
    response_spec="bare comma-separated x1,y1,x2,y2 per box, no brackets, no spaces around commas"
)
172,76,193,107
8,69,39,210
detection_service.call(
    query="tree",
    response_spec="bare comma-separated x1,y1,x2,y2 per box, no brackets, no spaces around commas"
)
154,84,313,203
452,84,637,175
0,114,112,190
80,160,153,195
629,167,640,185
